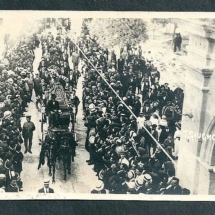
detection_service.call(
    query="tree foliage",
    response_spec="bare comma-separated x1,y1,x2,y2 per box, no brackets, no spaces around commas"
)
87,18,148,48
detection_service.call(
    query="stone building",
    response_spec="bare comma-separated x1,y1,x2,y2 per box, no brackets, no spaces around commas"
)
176,19,215,194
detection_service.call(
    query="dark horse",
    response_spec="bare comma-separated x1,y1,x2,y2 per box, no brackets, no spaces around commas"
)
58,132,78,181
38,130,77,182
38,136,58,183
47,142,58,182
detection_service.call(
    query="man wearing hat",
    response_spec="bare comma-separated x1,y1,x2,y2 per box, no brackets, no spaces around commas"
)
12,144,24,176
6,171,19,192
25,71,34,102
33,73,42,98
46,93,60,128
22,115,36,154
91,180,106,194
38,178,54,193
70,90,80,122
137,112,145,131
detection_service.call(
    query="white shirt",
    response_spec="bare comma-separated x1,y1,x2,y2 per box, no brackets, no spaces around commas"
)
159,119,168,127
156,128,162,141
150,116,159,125
137,117,145,129
44,187,50,193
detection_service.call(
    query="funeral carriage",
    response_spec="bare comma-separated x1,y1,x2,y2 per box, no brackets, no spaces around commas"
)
38,82,78,183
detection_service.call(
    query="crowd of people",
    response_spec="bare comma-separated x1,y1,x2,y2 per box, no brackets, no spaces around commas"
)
36,18,80,181
78,30,189,194
0,18,74,192
0,17,189,194
35,18,81,129
0,30,37,192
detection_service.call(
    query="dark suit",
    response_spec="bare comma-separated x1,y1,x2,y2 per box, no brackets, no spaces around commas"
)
47,100,60,113
159,96,171,107
47,100,60,127
145,92,157,102
150,129,159,155
117,59,125,74
142,105,152,116
6,185,19,192
166,185,182,195
22,121,36,152
91,189,106,194
38,187,54,193
133,100,141,116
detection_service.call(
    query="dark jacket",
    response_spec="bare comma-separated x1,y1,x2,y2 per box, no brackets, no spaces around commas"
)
47,100,60,113
38,187,54,193
91,189,106,194
22,121,35,138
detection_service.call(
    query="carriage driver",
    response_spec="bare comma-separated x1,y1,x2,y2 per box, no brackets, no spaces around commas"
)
46,93,60,128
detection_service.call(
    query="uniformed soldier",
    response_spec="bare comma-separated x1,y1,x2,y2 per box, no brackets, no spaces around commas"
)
22,115,36,154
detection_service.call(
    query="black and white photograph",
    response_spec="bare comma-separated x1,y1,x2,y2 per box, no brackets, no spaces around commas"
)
0,11,214,199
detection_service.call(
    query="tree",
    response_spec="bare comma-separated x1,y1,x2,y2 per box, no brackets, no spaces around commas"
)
87,18,148,48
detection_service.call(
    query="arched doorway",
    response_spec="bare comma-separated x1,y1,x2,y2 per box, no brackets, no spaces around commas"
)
200,117,215,165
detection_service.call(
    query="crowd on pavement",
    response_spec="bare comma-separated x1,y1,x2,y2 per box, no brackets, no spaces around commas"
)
79,30,190,194
0,28,37,192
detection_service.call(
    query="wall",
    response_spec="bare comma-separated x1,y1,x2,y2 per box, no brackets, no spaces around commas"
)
176,20,215,194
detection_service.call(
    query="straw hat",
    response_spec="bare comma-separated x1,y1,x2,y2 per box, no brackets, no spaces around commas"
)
94,180,104,191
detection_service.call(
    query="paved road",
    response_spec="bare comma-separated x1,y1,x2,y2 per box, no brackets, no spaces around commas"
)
20,31,97,194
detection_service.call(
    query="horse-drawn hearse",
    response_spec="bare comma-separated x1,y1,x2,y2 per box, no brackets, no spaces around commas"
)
38,82,78,183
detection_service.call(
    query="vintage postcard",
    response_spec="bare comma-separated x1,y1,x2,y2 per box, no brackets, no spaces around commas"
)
0,11,215,200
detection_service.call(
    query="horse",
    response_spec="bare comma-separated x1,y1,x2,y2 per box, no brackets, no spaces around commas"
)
47,142,58,183
58,140,72,181
58,132,77,181
38,137,58,183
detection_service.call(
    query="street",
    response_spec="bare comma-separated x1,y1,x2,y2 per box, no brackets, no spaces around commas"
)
20,33,97,193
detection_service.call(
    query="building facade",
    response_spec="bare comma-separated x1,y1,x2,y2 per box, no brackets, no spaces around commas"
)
176,19,215,194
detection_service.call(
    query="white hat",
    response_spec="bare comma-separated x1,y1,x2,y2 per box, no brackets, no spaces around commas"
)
94,180,104,191
0,103,5,109
7,78,14,83
89,103,95,110
89,136,95,144
143,174,152,182
98,170,104,180
21,71,26,75
126,181,136,191
0,188,5,193
127,170,135,180
162,115,167,119
121,158,129,167
4,111,11,118
44,178,50,185
0,174,6,179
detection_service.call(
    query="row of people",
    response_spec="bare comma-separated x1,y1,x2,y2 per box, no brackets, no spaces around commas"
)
0,31,38,192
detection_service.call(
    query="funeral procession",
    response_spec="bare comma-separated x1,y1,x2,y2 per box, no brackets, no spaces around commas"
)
0,14,215,196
